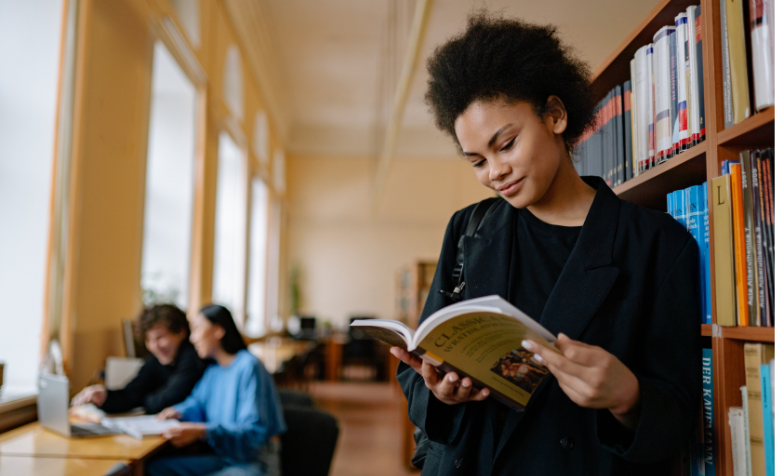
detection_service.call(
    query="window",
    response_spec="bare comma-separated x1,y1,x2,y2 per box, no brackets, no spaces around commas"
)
140,41,197,309
212,131,248,323
0,0,65,388
223,45,244,121
246,178,269,337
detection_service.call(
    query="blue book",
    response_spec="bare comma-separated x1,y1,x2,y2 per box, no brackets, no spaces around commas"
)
702,182,711,324
702,348,716,476
762,363,774,476
721,160,740,175
686,186,704,321
675,188,687,229
667,191,675,217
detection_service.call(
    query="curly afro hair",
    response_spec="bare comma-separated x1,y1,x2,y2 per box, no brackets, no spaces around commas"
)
425,11,596,151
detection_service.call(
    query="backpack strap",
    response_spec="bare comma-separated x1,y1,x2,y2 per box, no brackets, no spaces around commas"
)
439,197,501,302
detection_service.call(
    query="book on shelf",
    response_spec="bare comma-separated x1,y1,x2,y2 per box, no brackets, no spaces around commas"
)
712,174,738,326
702,182,712,324
574,5,707,184
721,0,736,129
667,183,710,323
761,361,774,475
749,0,774,111
350,295,556,410
729,405,749,476
714,150,774,327
726,0,753,123
702,348,717,476
744,343,775,476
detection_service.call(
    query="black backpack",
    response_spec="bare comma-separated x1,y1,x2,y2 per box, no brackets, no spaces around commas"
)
412,196,501,469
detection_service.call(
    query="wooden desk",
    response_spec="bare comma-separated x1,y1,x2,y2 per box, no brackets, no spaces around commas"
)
248,339,314,374
0,455,129,476
0,423,167,475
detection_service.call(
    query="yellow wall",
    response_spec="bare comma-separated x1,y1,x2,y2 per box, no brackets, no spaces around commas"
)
286,154,491,327
57,0,286,389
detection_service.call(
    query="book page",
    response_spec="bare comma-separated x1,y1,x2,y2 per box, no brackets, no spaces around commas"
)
416,311,557,408
350,319,414,349
103,415,179,439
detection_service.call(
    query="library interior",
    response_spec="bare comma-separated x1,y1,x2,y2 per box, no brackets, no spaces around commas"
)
0,0,773,475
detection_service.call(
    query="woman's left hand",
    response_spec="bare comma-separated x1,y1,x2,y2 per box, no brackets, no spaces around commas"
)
522,333,641,429
162,423,207,447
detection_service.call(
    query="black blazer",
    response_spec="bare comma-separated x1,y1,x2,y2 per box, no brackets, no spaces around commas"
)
398,177,702,476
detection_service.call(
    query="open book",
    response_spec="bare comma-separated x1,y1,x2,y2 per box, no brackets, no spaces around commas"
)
351,295,558,410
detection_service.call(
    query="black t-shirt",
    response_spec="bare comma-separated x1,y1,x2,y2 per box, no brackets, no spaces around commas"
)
101,339,207,414
491,207,581,451
511,208,582,321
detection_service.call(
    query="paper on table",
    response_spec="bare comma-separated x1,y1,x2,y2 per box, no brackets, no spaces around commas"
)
102,415,180,439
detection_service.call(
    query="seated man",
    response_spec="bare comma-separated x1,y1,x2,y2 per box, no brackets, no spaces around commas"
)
71,304,207,414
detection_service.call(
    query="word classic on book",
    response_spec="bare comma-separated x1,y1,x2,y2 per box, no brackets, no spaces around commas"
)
350,295,559,410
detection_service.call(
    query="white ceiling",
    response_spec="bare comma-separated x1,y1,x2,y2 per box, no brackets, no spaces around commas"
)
236,0,661,159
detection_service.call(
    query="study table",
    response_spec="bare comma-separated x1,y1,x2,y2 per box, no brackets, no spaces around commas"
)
0,422,167,475
0,455,130,476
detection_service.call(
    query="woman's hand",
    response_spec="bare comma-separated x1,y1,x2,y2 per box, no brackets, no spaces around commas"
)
70,385,107,407
522,334,641,429
156,407,182,421
391,347,490,405
162,423,206,447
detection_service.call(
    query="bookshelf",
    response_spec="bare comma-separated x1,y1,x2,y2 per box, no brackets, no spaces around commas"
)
591,1,775,474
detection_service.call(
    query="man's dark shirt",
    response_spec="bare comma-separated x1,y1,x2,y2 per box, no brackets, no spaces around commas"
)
100,339,207,414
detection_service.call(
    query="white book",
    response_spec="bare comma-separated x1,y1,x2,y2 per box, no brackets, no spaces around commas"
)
751,0,774,110
630,58,639,177
730,406,750,476
742,386,753,476
675,13,691,149
653,26,674,162
687,6,701,144
633,45,650,172
646,44,655,169
102,415,180,440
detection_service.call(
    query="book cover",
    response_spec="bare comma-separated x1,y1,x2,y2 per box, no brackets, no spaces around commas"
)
741,150,761,326
712,175,738,326
675,13,692,150
646,43,656,169
668,191,675,217
687,186,705,321
720,0,736,129
675,186,688,229
760,151,775,320
615,85,624,186
635,45,651,172
745,385,754,476
703,182,712,324
624,80,633,182
732,163,751,326
760,363,774,475
629,60,639,178
750,0,774,111
726,0,753,123
744,343,775,476
695,4,706,142
687,5,701,144
730,406,750,476
653,26,674,162
702,348,717,476
751,152,770,326
351,295,557,410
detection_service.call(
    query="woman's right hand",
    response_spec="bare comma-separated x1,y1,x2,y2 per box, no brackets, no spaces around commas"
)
390,347,489,405
156,407,181,421
70,384,107,407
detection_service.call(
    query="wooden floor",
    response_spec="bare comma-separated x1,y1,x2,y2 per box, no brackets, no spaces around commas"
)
309,381,419,476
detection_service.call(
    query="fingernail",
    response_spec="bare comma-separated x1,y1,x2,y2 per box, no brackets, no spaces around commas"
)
558,333,568,340
533,354,544,363
461,380,470,388
521,340,534,351
448,374,457,382
482,389,489,396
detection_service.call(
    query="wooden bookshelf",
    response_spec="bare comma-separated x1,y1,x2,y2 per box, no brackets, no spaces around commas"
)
717,106,774,146
720,326,775,343
592,0,774,474
613,143,707,211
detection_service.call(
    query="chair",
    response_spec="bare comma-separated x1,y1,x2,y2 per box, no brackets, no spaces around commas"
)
278,389,314,408
280,407,339,476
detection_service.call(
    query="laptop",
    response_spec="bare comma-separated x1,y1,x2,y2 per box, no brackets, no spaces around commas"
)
38,373,119,438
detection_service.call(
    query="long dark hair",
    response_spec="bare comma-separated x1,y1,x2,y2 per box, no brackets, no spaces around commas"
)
199,304,247,355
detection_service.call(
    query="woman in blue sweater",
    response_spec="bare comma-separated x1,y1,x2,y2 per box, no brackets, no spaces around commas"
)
147,304,286,476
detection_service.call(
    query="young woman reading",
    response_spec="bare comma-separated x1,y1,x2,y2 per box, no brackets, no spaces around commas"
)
391,13,701,476
148,305,286,476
